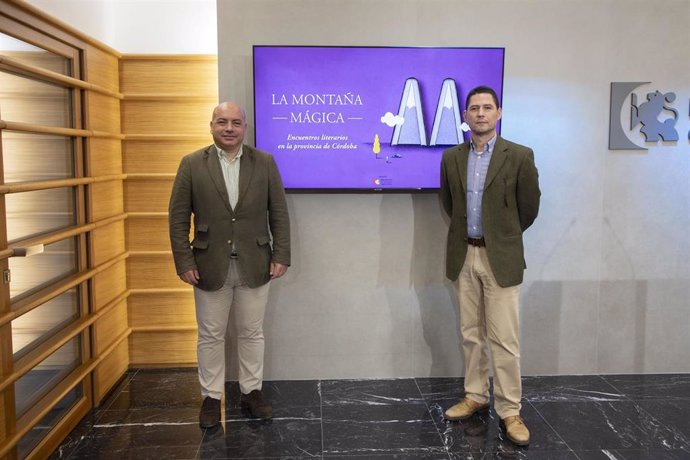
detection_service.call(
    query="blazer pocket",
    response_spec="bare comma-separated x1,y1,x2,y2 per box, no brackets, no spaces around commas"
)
192,223,209,249
256,235,271,246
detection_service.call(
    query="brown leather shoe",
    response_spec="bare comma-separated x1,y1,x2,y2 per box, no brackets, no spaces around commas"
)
502,415,530,446
444,398,489,421
240,389,273,419
199,396,221,428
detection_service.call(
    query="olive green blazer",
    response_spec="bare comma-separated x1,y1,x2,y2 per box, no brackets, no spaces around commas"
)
169,144,290,290
440,136,540,287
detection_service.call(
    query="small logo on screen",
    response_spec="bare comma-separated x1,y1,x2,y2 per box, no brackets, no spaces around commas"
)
373,177,393,186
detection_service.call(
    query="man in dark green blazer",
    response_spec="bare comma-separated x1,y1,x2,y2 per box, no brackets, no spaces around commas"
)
440,86,540,446
169,102,290,428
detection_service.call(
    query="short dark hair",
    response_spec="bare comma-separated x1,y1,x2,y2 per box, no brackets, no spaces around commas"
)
465,85,500,109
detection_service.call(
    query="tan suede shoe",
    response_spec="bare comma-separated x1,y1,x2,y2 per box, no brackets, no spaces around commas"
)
444,398,489,421
502,415,530,446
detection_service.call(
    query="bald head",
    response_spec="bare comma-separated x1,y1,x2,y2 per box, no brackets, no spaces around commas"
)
212,102,246,123
210,101,246,155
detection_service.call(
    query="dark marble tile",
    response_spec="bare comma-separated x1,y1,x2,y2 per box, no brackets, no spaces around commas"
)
224,379,321,419
67,416,204,459
322,403,445,456
106,368,201,410
469,451,578,459
47,410,101,459
417,378,527,415
415,377,465,398
321,378,425,406
634,399,690,441
96,369,139,410
50,373,690,460
612,449,690,459
447,454,475,460
570,451,626,460
570,449,690,460
415,377,468,408
70,445,200,459
326,454,453,459
534,400,690,451
603,374,690,400
94,407,200,425
522,375,624,403
198,418,322,458
429,401,567,454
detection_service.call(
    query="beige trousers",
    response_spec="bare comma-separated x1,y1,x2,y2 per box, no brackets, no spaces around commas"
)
455,245,522,418
194,260,270,399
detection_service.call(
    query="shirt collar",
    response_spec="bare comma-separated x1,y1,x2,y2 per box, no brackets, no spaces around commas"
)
470,135,497,155
215,144,243,162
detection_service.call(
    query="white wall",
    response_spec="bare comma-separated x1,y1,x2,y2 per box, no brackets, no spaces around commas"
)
27,0,217,54
29,0,690,378
218,0,690,378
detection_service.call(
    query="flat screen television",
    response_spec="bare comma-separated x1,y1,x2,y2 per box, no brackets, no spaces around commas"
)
253,46,505,191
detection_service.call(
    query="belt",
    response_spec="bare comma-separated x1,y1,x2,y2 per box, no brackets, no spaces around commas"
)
230,251,239,259
467,237,485,247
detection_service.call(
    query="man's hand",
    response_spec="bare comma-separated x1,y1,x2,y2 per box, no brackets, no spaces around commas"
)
179,269,200,285
270,262,288,279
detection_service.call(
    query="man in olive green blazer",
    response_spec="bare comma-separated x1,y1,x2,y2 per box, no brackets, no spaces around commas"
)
440,86,540,446
441,137,540,287
169,102,290,428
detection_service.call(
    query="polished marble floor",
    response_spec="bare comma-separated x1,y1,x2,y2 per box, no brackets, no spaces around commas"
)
51,370,690,459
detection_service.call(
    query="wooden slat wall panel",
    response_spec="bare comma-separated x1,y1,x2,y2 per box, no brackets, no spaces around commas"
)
88,137,122,177
83,43,130,416
93,261,126,310
94,300,128,355
85,45,119,93
128,291,195,329
123,139,209,174
119,58,217,94
126,255,178,290
90,181,123,221
122,100,215,134
91,221,125,267
129,331,197,366
121,55,217,367
124,179,173,213
94,339,129,403
87,92,121,133
126,216,169,252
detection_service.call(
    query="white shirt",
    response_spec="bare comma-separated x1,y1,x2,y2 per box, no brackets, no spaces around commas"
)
216,144,243,209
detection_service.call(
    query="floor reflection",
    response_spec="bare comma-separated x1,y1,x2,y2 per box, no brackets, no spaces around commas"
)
51,370,690,459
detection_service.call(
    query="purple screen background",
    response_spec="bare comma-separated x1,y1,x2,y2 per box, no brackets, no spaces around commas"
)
253,46,505,190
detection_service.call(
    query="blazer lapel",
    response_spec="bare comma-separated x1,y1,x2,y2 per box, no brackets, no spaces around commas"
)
205,145,233,214
453,142,469,193
236,145,255,210
484,136,508,190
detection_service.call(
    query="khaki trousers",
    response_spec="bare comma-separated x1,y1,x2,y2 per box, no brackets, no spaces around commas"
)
455,245,522,418
194,260,270,399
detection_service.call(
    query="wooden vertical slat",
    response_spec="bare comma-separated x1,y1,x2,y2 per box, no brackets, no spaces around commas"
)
121,55,217,366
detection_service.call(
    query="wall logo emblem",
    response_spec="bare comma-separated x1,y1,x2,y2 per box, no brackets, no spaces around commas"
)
609,82,683,150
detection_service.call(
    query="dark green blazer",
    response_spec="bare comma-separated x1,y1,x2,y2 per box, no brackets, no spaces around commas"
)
169,144,290,290
440,136,540,287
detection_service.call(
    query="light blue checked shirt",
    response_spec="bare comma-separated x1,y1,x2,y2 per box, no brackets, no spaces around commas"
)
466,135,496,239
